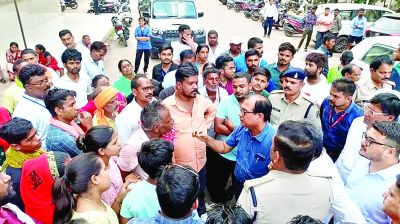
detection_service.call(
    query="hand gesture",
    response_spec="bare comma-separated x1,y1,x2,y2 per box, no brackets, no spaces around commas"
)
114,179,134,204
125,173,141,183
192,131,210,143
77,111,93,130
182,33,195,46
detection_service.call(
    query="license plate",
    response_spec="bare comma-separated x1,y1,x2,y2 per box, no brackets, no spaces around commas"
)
117,30,123,35
375,32,380,36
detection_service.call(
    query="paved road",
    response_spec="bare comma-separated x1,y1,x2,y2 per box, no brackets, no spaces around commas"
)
0,0,340,101
103,0,340,83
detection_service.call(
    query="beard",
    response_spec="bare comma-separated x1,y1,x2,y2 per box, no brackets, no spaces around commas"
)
306,69,318,80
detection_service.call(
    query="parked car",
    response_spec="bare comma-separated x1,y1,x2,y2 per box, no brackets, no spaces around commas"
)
365,13,400,37
350,36,399,78
313,3,394,53
139,0,206,59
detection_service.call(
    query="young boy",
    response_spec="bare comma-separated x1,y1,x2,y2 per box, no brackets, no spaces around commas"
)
0,117,45,210
251,67,271,98
120,139,174,222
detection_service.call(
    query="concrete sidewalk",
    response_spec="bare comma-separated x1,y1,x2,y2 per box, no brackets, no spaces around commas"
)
0,12,113,66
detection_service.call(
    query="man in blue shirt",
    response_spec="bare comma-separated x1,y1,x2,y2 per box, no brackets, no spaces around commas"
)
194,94,276,199
390,44,400,91
234,37,267,73
320,77,363,161
317,33,336,77
346,8,367,50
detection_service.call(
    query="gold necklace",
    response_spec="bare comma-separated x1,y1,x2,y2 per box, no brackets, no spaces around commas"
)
79,196,106,209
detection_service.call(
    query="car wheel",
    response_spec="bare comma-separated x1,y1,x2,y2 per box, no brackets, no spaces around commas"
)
71,2,78,9
334,36,348,53
150,50,158,59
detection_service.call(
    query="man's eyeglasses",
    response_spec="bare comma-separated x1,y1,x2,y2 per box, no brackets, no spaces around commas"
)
28,78,49,87
363,104,388,117
362,132,394,148
240,107,254,115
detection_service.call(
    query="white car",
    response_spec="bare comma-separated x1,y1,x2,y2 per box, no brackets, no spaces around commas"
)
350,36,399,78
313,3,394,52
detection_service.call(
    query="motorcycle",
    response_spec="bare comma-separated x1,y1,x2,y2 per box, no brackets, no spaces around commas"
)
87,0,120,14
112,16,130,47
60,0,78,11
118,2,133,27
284,0,300,14
243,2,264,20
235,0,264,13
283,17,304,37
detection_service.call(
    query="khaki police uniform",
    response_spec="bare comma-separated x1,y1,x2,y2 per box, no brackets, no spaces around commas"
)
353,76,394,108
268,90,320,127
238,170,333,224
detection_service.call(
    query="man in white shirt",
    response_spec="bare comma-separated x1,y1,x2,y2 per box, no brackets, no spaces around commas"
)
303,52,331,106
336,93,400,182
162,50,201,89
198,67,228,141
81,41,107,79
306,121,366,224
77,34,91,49
13,64,52,150
55,49,92,108
345,121,400,223
207,30,226,64
115,74,155,144
58,29,91,77
171,24,198,65
261,0,278,38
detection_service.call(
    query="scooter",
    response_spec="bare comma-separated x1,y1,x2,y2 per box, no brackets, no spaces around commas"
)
118,2,133,27
283,17,304,37
112,16,130,47
60,0,78,11
87,0,119,14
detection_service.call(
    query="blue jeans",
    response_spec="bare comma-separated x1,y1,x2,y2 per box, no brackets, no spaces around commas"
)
316,31,328,49
263,17,274,36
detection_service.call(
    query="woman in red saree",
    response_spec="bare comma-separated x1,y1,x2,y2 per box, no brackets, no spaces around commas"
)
35,44,60,72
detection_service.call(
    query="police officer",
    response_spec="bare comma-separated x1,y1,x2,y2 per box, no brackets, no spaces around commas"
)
268,68,320,127
237,120,333,223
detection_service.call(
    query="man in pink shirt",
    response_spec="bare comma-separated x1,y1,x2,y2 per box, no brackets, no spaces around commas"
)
316,7,333,49
163,62,217,218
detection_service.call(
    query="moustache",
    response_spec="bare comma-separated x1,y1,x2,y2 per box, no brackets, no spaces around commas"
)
283,87,291,91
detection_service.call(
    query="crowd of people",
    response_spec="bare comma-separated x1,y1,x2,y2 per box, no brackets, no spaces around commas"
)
0,9,399,224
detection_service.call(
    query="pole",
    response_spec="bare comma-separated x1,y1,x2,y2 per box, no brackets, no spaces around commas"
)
13,0,27,49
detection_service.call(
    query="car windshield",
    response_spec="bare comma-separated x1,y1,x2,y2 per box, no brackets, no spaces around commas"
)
373,16,400,32
153,1,197,19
